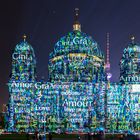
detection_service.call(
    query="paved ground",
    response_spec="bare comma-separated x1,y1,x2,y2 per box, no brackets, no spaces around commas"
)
0,134,139,140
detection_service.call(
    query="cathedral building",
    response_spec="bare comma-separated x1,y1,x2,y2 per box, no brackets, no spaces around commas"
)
7,9,140,133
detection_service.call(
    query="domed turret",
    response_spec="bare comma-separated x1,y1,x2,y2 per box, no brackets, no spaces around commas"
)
10,35,36,81
48,9,105,82
120,36,140,83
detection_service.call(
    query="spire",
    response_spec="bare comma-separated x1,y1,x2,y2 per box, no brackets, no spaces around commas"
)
74,8,79,23
131,35,135,44
23,34,27,42
73,8,81,31
105,33,110,71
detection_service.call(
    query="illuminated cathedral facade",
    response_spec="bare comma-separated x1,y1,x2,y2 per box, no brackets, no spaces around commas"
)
7,9,140,133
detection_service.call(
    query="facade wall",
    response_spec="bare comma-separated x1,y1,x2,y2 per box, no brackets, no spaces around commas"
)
6,33,140,133
7,81,105,132
7,80,140,132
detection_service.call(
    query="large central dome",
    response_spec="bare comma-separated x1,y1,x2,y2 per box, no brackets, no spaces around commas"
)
48,9,105,83
50,31,103,59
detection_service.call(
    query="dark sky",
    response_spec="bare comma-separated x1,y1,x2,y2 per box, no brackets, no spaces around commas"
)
0,0,140,109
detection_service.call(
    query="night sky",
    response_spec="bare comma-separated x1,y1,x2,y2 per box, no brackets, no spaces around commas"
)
0,0,140,109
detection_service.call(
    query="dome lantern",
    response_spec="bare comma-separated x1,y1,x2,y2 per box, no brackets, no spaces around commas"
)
73,8,81,32
131,36,135,44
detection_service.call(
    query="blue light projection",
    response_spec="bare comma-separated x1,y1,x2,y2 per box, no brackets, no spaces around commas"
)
7,33,140,133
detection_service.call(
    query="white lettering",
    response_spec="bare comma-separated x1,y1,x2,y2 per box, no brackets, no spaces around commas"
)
63,100,93,108
10,82,48,90
12,53,32,62
56,37,89,47
122,76,140,82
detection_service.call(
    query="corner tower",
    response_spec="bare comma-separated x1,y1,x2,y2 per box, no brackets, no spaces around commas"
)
8,35,36,132
48,9,105,82
10,35,36,81
120,36,140,83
